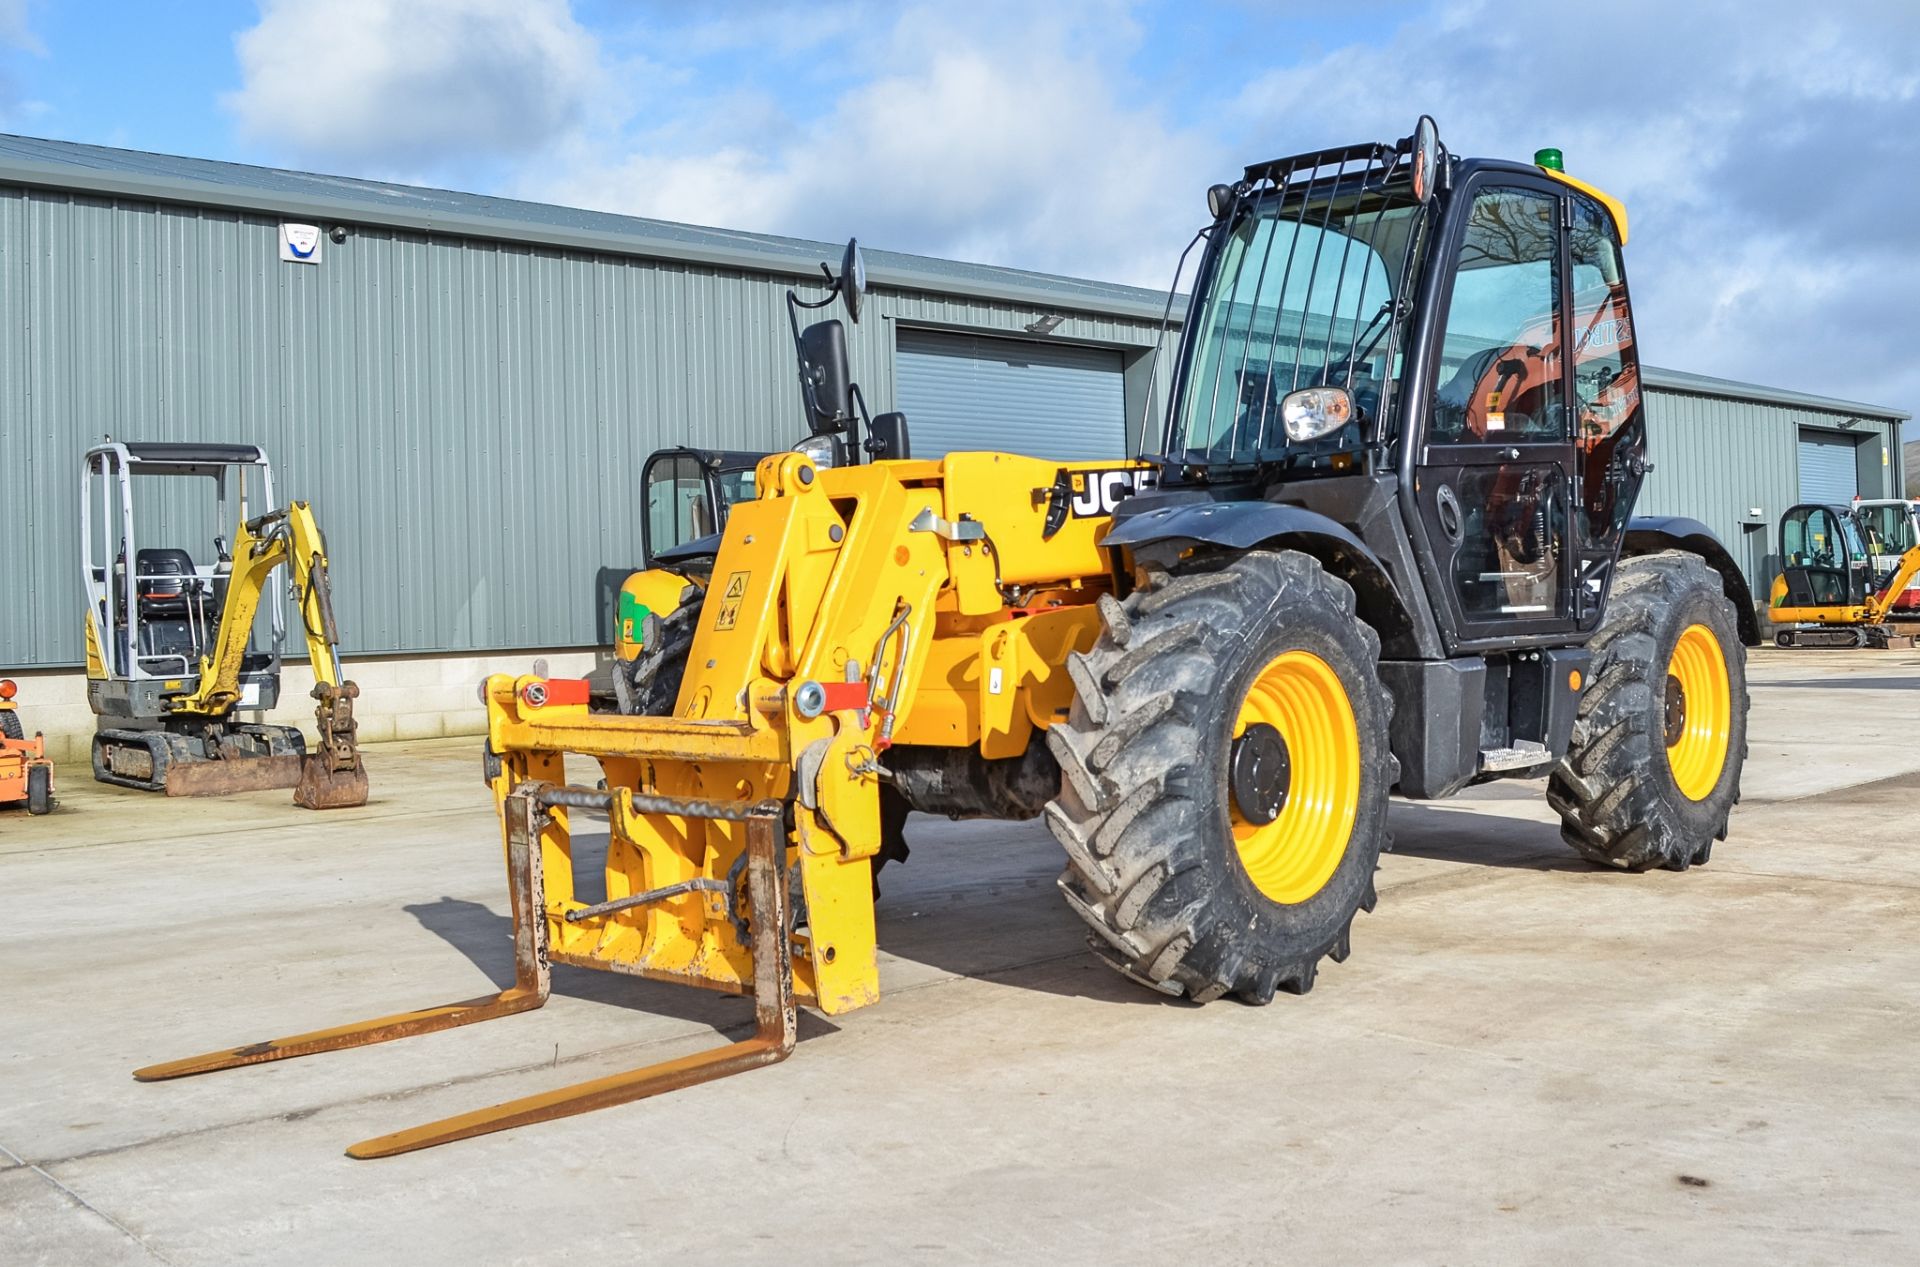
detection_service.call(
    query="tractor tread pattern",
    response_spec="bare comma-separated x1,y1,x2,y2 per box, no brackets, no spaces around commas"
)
626,584,701,717
1547,552,1750,871
1045,549,1390,1004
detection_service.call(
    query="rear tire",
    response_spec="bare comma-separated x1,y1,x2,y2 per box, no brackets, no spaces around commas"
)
1045,550,1392,1003
0,710,21,741
622,585,700,716
1548,552,1748,870
26,765,52,815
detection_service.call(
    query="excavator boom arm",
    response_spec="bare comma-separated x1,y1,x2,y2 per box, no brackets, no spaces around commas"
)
1868,547,1920,622
179,501,344,714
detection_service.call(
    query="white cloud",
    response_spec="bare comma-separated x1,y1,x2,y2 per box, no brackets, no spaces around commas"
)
1227,0,1920,409
0,0,41,126
0,0,37,51
217,0,1919,414
521,3,1222,289
223,0,605,172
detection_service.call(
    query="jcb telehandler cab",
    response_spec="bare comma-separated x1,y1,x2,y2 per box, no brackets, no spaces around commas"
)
82,442,368,807
141,120,1753,1157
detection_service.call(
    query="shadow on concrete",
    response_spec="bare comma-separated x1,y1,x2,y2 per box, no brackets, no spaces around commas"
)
403,822,840,1045
1757,677,1920,691
867,818,1194,1009
1385,800,1593,873
409,801,1596,1020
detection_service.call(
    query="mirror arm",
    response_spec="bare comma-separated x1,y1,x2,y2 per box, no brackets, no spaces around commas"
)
787,291,827,428
847,382,872,464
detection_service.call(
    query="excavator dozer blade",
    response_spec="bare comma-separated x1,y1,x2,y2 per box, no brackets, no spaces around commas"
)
165,755,304,797
293,755,369,809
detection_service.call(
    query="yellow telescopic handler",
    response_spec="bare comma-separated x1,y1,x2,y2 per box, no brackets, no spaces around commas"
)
140,120,1755,1156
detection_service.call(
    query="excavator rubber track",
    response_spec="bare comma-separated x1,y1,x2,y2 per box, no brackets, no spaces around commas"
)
92,725,306,796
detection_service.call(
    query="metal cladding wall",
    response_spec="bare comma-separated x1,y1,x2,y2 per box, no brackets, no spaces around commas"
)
0,182,1165,667
1635,381,1906,592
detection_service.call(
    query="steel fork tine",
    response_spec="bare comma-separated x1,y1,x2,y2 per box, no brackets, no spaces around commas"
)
343,813,795,1158
134,793,554,1082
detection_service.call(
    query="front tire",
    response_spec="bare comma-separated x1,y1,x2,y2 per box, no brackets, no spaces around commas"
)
620,585,700,716
27,765,52,815
1045,550,1393,1003
1548,552,1749,870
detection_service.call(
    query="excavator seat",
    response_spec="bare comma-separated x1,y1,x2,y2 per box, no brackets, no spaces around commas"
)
136,548,200,611
135,548,212,668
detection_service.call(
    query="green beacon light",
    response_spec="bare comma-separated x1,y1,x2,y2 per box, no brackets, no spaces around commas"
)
1534,147,1565,172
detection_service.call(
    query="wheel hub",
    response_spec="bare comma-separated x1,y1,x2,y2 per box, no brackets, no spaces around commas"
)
1229,721,1292,826
1663,674,1687,747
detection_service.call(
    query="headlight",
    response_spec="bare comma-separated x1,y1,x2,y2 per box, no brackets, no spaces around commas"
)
793,435,839,468
1280,387,1353,442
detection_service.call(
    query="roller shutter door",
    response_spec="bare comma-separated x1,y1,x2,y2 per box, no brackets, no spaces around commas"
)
1797,430,1859,504
895,328,1127,461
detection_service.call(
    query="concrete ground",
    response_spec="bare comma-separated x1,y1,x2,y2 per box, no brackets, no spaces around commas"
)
3,648,1917,1264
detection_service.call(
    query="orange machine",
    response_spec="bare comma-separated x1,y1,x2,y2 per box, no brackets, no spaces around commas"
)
0,678,55,815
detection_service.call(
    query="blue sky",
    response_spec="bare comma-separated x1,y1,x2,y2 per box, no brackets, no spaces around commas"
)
4,0,1918,413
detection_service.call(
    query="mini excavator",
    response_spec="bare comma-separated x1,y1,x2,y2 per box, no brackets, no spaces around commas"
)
1769,500,1920,647
81,441,367,807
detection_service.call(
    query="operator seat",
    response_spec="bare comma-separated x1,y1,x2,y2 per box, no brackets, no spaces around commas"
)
135,547,207,667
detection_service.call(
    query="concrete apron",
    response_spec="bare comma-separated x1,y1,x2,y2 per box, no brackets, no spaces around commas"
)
0,648,1916,1262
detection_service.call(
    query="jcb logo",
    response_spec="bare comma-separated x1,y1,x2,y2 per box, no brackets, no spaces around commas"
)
1069,467,1154,519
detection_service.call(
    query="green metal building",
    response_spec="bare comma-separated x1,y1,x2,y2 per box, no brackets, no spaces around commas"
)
0,134,1906,674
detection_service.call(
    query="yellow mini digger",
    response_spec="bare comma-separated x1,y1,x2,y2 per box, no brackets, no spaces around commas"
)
140,121,1755,1157
82,441,368,807
1768,500,1920,647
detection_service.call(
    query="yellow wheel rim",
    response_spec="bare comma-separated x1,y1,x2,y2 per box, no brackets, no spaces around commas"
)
1665,623,1731,801
1229,650,1361,905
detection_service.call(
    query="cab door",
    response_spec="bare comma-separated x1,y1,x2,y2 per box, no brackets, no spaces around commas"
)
1412,179,1577,646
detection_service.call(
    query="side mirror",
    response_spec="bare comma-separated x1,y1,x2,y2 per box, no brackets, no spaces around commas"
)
840,238,867,323
867,412,910,461
1410,115,1441,204
798,319,853,434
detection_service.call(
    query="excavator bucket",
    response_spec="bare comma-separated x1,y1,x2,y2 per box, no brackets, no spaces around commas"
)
135,786,795,1157
293,681,368,809
293,759,368,809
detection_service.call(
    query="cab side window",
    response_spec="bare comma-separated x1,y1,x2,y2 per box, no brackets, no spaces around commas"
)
1431,188,1563,443
1569,199,1642,540
644,456,709,557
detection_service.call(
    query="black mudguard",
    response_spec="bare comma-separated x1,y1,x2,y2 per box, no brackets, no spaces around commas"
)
1106,498,1423,657
1623,515,1760,646
1106,499,1373,558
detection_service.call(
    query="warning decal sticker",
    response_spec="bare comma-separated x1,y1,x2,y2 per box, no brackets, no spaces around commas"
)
713,571,751,631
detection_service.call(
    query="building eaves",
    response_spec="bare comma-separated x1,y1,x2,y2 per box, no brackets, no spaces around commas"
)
0,132,1176,324
1643,364,1908,423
